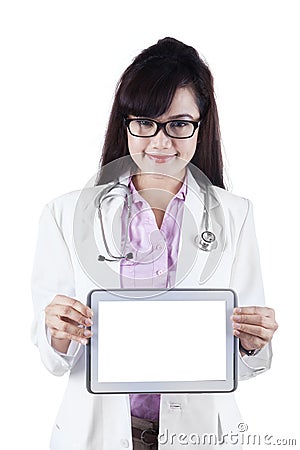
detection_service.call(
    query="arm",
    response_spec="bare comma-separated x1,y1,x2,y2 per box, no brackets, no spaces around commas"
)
31,204,91,376
229,199,278,380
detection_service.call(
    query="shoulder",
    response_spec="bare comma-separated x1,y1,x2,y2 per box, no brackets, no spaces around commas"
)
44,189,82,223
213,186,250,211
43,185,109,229
211,186,253,229
186,167,251,221
46,184,110,211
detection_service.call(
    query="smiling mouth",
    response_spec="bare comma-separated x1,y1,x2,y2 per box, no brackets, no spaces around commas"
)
145,153,177,162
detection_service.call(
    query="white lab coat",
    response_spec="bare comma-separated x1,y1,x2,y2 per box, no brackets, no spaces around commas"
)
31,168,272,450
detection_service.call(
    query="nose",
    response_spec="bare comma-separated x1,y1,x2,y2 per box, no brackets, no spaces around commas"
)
151,128,172,149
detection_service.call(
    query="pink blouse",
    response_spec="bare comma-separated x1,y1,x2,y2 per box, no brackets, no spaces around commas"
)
120,175,187,421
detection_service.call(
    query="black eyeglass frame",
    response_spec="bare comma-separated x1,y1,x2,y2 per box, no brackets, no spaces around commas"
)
124,117,201,139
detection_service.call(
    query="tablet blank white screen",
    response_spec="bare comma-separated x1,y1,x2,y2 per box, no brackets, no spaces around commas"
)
98,300,226,382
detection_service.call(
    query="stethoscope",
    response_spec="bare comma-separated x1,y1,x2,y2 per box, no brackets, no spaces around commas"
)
97,181,217,263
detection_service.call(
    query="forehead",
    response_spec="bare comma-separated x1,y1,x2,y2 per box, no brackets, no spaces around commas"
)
156,86,199,120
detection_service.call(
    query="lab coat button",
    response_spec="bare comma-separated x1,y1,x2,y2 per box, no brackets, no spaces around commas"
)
169,402,182,410
120,438,129,447
156,269,164,276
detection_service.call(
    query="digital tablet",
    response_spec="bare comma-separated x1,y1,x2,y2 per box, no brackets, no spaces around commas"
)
86,288,238,394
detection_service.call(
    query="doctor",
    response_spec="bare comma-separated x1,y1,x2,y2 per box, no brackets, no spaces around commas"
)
31,37,278,449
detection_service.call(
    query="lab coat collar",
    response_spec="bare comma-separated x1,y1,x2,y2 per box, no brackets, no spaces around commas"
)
185,166,220,210
73,165,224,289
86,164,220,211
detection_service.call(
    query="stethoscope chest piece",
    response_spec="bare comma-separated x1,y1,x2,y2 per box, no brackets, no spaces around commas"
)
195,230,217,252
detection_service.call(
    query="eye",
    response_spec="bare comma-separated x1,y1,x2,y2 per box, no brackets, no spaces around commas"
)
136,119,155,128
169,120,189,128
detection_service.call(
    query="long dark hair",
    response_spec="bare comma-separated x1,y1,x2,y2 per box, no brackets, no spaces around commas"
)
95,37,225,189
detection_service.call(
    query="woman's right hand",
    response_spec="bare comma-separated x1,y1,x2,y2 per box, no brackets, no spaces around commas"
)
45,294,93,354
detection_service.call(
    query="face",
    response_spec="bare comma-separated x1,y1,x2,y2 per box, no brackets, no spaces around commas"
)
126,86,200,181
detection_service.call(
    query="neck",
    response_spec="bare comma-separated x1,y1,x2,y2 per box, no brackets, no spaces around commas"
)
132,168,186,195
131,169,186,212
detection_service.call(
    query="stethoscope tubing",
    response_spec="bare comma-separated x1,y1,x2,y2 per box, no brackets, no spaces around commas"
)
97,181,217,262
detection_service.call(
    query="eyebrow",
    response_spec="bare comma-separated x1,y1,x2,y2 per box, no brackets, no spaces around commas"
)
167,114,195,120
131,113,197,120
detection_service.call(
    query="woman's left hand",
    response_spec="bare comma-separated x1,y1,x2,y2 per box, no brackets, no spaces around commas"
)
231,306,278,354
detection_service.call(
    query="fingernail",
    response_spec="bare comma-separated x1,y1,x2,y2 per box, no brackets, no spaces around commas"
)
233,315,241,322
86,309,93,318
85,318,93,326
80,338,88,345
234,307,242,313
233,329,240,336
233,322,241,329
84,330,92,337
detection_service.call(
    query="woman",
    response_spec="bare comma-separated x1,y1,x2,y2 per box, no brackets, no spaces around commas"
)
31,37,278,449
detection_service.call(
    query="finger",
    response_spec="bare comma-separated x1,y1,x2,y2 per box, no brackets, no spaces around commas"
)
63,317,89,327
46,305,92,327
47,315,93,341
49,327,89,345
55,304,93,326
53,295,93,318
233,330,266,350
231,313,273,329
46,301,93,326
233,306,275,318
232,321,272,341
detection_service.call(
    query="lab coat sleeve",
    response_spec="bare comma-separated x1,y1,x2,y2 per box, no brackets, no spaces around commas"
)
229,199,273,380
31,203,81,376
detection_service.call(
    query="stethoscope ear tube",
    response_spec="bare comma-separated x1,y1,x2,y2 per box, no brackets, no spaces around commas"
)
97,252,133,262
97,183,134,262
97,180,218,262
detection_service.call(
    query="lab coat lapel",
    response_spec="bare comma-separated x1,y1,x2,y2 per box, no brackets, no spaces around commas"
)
175,169,208,286
73,184,122,289
199,202,225,285
175,169,224,286
98,187,124,258
93,187,124,288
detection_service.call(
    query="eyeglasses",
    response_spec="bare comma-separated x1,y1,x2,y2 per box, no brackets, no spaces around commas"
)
124,117,201,139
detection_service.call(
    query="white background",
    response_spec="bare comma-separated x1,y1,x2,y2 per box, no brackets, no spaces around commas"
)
1,1,299,448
